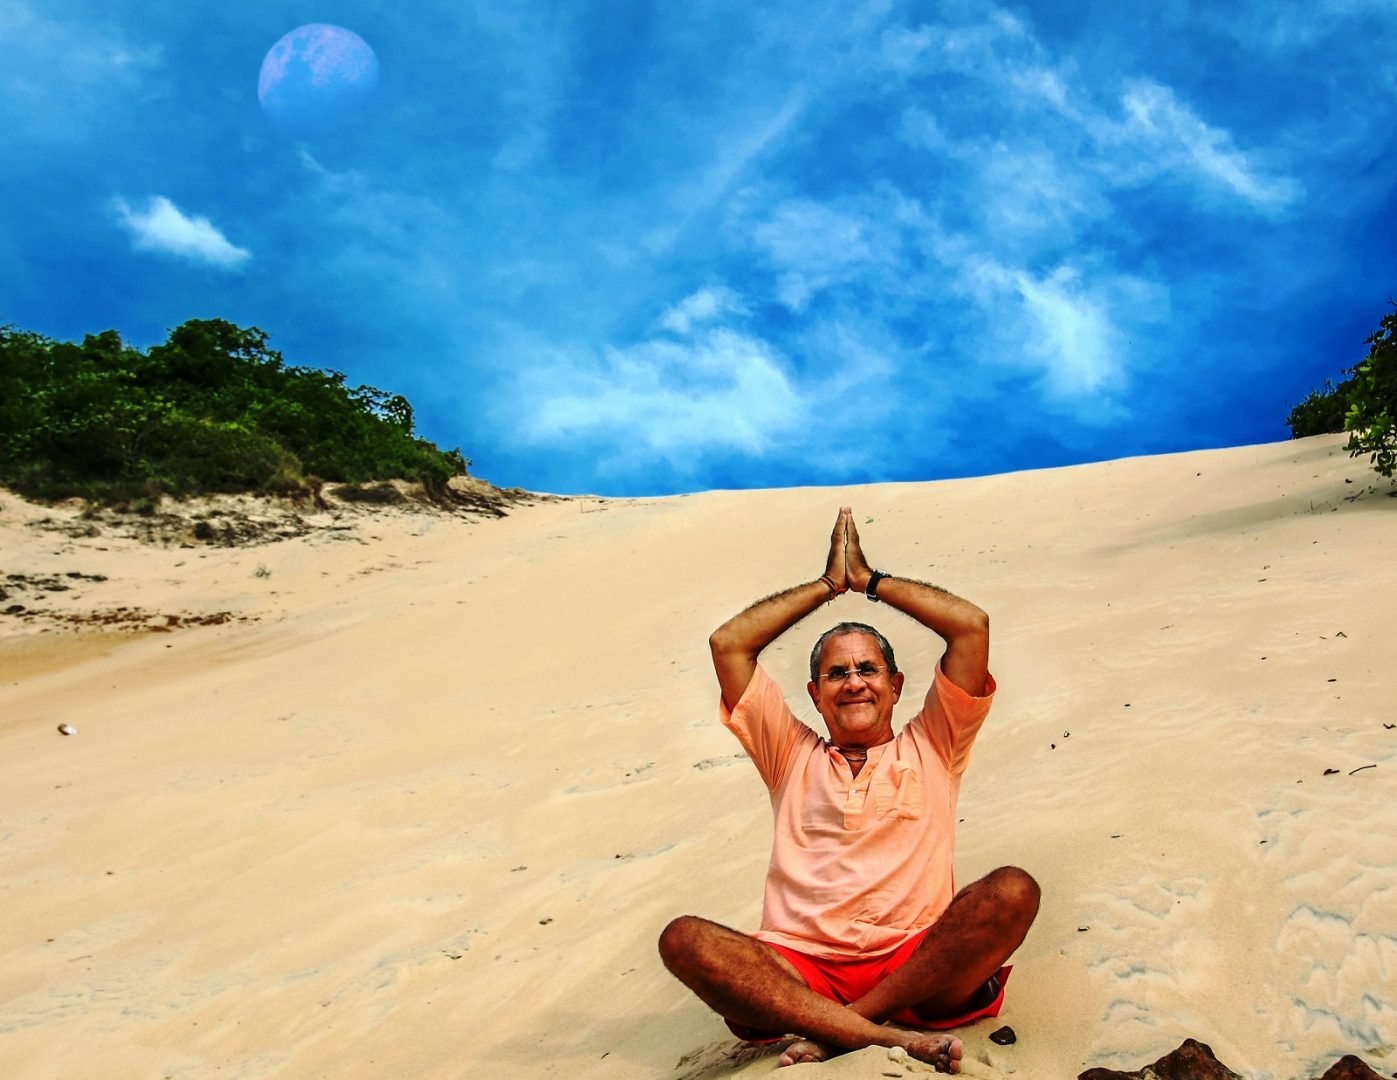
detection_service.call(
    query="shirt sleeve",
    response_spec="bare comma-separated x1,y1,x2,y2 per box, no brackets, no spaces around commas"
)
910,661,997,775
718,665,813,790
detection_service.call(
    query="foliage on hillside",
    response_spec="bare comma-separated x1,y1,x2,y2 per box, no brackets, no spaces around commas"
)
1287,304,1397,479
0,319,469,504
1286,378,1353,439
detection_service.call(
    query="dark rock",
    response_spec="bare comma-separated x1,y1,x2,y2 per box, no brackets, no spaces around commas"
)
1313,1055,1385,1080
1078,1038,1241,1080
988,1025,1016,1045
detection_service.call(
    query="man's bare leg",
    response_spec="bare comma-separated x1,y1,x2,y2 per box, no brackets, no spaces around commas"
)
658,915,963,1072
776,867,1039,1065
860,866,1040,1021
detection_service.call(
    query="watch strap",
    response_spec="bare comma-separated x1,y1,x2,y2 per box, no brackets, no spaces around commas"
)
865,569,888,602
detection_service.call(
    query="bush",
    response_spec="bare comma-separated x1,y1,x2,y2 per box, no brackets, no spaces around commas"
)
1344,306,1397,478
1287,380,1350,438
333,481,405,504
140,414,305,496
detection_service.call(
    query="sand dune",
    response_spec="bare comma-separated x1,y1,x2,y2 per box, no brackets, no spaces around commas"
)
2,434,1393,1079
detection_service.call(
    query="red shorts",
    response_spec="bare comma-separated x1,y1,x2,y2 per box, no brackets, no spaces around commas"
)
725,927,1011,1043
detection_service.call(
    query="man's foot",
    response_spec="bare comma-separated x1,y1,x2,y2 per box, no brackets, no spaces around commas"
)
778,1038,829,1066
902,1032,963,1073
775,1032,963,1072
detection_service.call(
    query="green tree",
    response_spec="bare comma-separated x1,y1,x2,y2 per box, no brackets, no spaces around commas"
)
1344,305,1397,478
0,318,469,503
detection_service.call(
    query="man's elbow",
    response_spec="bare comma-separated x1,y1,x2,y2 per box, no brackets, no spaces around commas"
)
960,607,989,643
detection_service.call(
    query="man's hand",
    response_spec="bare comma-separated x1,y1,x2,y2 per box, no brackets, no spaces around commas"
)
823,507,852,594
844,514,991,696
845,512,874,592
710,506,856,709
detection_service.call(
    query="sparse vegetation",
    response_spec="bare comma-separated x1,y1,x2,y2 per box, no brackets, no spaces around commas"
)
333,481,407,504
1286,379,1352,439
0,318,469,503
1343,306,1397,478
1287,303,1397,479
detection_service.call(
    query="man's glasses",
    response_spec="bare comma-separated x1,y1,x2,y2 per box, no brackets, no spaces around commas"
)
818,663,887,684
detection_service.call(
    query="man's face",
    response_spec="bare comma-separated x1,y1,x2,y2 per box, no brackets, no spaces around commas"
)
806,632,905,748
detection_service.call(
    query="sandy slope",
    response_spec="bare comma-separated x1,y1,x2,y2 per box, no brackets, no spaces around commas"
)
1,434,1393,1080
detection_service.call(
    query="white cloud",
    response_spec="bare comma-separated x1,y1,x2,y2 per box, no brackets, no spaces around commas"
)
751,198,900,311
899,106,947,151
883,6,1299,218
1111,80,1300,211
945,251,1160,403
658,286,748,334
879,9,1032,76
0,5,164,142
521,328,805,463
112,196,250,268
1012,266,1122,397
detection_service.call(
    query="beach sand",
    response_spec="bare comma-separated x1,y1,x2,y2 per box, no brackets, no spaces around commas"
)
1,434,1393,1079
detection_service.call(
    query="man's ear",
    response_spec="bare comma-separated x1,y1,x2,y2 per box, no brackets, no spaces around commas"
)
891,670,905,700
807,680,821,709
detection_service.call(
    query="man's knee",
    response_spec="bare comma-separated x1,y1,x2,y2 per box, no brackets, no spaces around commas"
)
984,866,1041,920
658,915,707,973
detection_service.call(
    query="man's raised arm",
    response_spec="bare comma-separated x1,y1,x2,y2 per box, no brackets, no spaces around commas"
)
844,516,990,697
708,507,853,711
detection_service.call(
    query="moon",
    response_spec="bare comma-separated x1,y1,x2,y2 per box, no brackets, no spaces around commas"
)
258,24,380,133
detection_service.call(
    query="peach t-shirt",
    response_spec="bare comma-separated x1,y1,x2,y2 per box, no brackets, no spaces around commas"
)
720,662,996,959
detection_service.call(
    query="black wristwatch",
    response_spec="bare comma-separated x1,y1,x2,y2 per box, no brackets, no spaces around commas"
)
865,570,889,602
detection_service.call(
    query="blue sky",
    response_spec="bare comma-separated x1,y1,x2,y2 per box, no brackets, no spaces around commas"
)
3,1,1394,495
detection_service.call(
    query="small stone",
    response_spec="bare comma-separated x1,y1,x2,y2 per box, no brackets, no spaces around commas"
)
1313,1054,1384,1079
886,1045,908,1062
57,724,78,736
1078,1038,1240,1079
989,1025,1016,1045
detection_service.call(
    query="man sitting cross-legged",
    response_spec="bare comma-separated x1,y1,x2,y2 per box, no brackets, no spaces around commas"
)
659,507,1039,1071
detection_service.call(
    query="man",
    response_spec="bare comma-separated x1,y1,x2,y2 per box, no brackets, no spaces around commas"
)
659,508,1039,1072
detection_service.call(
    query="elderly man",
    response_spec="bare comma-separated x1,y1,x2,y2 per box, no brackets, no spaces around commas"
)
659,508,1038,1071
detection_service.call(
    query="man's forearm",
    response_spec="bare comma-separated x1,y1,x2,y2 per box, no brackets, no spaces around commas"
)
709,578,837,660
709,577,838,709
871,575,988,644
868,573,989,696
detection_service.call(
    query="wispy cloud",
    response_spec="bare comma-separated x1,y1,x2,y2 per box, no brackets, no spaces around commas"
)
0,4,163,143
112,196,250,269
1109,80,1301,211
1012,266,1125,398
883,5,1299,217
750,198,903,312
658,286,748,334
519,327,805,468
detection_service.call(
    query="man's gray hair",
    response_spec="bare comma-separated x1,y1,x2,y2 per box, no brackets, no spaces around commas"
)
808,622,898,682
